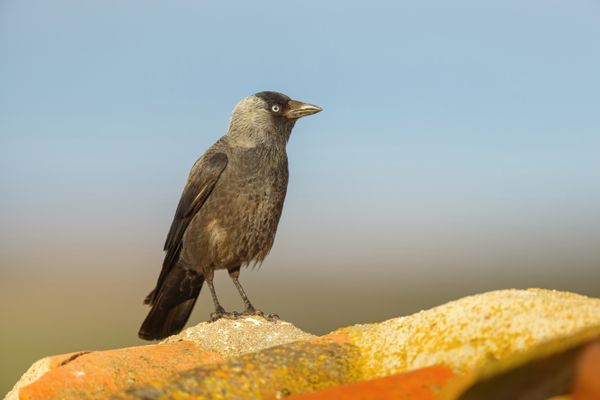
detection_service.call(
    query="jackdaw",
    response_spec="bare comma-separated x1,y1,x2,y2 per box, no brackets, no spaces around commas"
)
139,91,321,340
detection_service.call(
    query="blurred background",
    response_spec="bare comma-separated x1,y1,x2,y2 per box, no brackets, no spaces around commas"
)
1,0,599,393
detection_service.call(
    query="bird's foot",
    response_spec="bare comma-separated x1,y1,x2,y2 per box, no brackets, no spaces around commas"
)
242,307,279,321
209,308,240,322
265,313,280,321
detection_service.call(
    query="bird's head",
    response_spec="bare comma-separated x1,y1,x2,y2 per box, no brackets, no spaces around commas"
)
228,91,322,146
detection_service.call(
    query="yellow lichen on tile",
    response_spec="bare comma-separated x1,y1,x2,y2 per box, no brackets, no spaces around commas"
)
339,289,600,380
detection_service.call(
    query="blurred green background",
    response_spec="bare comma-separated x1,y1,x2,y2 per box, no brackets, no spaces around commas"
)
2,0,599,394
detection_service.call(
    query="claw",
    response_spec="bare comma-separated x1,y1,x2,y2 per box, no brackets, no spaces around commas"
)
209,310,240,322
241,308,279,321
243,305,258,315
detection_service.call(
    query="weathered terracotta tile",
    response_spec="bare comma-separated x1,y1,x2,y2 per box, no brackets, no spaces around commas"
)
119,336,362,399
287,365,455,400
19,341,223,400
573,341,600,400
10,289,600,400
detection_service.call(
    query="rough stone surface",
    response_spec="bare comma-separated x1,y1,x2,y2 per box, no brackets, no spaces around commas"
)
162,315,315,357
341,289,600,379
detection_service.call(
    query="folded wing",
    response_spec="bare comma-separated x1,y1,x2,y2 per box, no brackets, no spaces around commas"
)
145,151,228,305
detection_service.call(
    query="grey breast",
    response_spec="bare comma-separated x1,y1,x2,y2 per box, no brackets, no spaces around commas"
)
182,143,289,271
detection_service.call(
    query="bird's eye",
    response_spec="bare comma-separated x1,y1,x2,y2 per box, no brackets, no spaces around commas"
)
271,105,280,113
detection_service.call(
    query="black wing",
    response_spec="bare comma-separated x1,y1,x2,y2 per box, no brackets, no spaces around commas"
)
145,151,228,305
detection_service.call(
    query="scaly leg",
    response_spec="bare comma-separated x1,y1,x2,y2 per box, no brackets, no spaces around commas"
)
205,268,238,321
228,266,278,320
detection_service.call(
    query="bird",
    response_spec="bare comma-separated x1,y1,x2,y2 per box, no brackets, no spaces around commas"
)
138,91,322,340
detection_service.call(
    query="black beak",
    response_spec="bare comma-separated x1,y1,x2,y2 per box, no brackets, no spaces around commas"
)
285,100,322,119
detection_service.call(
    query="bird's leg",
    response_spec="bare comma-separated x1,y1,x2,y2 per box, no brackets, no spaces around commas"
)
205,269,237,321
228,266,279,320
228,266,255,313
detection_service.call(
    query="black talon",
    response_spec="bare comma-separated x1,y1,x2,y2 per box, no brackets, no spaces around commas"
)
210,310,241,322
242,308,262,317
240,308,279,321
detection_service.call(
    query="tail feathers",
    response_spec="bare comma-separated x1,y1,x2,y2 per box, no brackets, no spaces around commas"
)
139,271,204,340
138,296,199,340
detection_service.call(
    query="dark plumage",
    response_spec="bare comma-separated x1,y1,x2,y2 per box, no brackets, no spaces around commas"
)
139,91,321,340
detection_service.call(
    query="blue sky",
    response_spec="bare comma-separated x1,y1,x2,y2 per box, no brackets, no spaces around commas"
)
2,0,600,280
2,0,600,278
